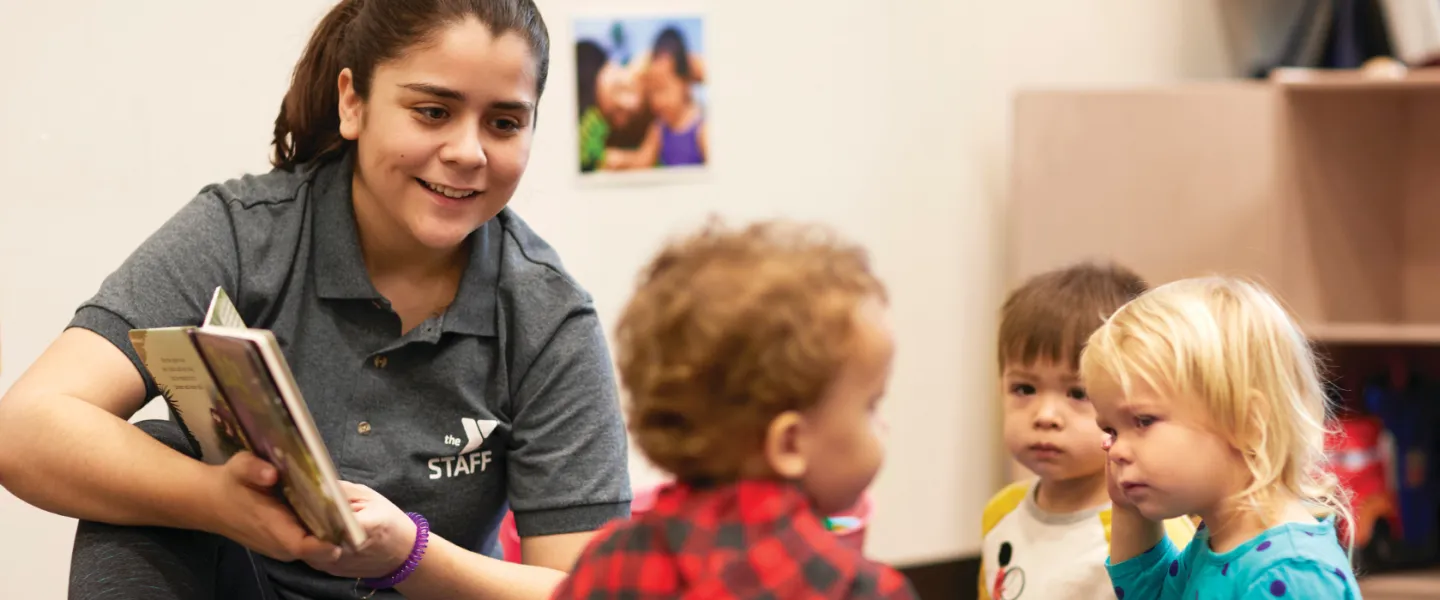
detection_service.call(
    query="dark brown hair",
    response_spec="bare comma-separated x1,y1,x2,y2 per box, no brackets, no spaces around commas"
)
999,261,1147,371
271,0,549,170
616,218,887,485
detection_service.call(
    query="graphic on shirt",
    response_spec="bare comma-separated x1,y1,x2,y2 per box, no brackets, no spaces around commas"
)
459,417,498,455
430,417,499,479
992,541,1026,599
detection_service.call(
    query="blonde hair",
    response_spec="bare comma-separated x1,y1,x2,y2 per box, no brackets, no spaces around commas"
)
1078,276,1353,549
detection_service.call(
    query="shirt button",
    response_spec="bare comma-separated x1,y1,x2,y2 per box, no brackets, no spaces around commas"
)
373,355,388,369
357,421,372,435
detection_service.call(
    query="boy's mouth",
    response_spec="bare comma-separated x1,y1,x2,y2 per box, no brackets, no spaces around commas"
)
1028,442,1064,458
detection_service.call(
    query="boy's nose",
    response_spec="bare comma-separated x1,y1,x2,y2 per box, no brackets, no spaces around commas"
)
1032,398,1062,429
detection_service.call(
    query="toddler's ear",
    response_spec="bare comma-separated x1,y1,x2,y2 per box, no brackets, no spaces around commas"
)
763,410,807,479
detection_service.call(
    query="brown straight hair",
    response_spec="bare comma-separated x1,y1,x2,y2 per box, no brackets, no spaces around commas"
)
270,0,549,171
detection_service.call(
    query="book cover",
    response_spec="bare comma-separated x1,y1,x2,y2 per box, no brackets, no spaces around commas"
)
129,287,366,548
190,328,365,548
128,287,250,464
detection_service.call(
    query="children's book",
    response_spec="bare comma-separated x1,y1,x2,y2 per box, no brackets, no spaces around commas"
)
128,287,365,548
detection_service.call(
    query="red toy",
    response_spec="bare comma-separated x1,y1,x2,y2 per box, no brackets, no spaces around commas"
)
1326,414,1401,554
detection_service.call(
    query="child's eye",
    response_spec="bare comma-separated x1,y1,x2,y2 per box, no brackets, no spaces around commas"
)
1068,387,1088,401
1009,383,1036,396
1134,415,1156,428
414,106,449,121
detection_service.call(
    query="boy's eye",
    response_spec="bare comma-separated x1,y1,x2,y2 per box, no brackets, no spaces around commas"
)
1134,415,1156,428
1068,387,1088,401
1009,383,1036,396
492,117,522,132
414,106,448,121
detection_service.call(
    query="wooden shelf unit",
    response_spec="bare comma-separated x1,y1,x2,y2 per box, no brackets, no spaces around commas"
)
1007,69,1440,345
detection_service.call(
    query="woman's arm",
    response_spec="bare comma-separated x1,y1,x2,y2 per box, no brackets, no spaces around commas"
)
314,484,598,600
0,191,338,564
393,533,590,600
0,330,337,562
0,328,209,527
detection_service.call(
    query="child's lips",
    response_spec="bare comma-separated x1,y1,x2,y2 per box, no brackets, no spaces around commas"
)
1028,443,1064,459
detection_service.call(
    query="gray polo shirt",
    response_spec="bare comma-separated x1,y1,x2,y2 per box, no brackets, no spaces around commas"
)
69,151,632,599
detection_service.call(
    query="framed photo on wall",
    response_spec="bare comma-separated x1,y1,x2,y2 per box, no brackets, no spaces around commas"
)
574,14,708,183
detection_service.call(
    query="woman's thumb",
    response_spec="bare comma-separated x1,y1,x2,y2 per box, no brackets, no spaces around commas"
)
228,452,278,487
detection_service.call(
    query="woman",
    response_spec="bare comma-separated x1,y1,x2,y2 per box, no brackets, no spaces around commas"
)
0,1,631,599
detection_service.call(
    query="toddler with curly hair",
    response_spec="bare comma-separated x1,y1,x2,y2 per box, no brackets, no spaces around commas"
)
551,217,917,599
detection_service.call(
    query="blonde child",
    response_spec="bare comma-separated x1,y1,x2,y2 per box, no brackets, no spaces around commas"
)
1082,276,1361,598
981,262,1196,600
551,219,916,599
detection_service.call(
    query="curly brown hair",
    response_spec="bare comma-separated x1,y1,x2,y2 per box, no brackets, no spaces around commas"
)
999,261,1147,371
616,218,888,484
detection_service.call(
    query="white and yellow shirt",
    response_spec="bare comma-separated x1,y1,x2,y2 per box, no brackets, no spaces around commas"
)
979,480,1197,600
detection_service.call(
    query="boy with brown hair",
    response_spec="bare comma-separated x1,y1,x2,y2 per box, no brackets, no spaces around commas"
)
551,218,917,599
979,262,1195,600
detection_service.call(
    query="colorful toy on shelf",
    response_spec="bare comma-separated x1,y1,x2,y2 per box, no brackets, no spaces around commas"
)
1325,413,1401,554
1360,372,1440,568
1326,355,1440,572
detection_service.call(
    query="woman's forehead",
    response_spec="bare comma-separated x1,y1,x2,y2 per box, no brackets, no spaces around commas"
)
378,19,538,102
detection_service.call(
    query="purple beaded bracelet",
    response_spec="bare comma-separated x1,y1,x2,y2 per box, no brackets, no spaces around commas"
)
361,512,430,591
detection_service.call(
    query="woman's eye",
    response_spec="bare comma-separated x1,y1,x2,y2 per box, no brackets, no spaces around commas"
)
1009,383,1036,396
414,107,448,121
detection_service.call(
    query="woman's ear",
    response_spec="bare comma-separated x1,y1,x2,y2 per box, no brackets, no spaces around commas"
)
338,68,363,141
763,410,808,479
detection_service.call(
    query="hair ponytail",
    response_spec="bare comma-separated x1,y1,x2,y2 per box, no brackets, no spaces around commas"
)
271,0,363,171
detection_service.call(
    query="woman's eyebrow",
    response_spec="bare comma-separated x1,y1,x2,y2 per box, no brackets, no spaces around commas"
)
400,82,465,102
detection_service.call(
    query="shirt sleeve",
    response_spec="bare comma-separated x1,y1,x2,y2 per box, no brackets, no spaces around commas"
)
506,309,632,537
68,190,241,402
1106,537,1189,600
1241,558,1352,599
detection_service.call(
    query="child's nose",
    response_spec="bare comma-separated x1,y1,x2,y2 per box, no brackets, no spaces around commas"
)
1032,398,1062,429
1106,438,1133,464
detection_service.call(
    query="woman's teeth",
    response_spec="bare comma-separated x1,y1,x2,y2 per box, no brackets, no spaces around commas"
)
421,180,477,199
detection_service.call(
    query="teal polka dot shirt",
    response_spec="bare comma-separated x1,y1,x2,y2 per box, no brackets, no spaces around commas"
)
1107,517,1361,599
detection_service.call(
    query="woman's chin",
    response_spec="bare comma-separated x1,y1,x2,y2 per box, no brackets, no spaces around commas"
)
411,222,478,252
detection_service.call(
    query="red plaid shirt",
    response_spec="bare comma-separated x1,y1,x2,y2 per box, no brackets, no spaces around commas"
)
551,480,918,600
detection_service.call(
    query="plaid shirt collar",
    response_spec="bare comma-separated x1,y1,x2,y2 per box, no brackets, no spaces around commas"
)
552,479,918,599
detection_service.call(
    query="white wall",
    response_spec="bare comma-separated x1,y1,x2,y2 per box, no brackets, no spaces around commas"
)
0,1,1258,597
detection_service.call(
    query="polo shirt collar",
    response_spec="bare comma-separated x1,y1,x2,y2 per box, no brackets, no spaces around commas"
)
310,151,499,337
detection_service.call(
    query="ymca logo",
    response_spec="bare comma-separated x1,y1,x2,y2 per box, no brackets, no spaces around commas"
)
429,417,498,480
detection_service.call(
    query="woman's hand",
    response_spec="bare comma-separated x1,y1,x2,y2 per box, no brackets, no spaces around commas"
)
304,481,418,579
206,452,342,564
